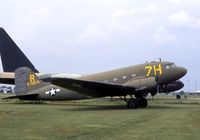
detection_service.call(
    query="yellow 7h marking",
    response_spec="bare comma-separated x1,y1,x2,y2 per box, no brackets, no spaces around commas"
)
145,64,162,77
145,66,152,77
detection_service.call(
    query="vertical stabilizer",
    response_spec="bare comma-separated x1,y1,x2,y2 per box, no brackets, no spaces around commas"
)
0,27,38,72
15,67,43,95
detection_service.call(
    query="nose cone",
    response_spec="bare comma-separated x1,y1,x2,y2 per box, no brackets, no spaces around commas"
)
179,67,187,78
162,66,187,83
168,67,187,82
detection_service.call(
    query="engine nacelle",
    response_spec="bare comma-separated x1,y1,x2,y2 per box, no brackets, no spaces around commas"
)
124,77,157,90
151,81,184,95
124,77,184,95
163,81,184,93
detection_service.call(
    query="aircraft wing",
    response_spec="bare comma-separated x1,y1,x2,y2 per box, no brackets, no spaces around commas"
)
51,78,136,97
0,72,15,84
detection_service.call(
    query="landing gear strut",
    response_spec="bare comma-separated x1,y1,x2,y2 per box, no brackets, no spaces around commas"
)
120,96,148,109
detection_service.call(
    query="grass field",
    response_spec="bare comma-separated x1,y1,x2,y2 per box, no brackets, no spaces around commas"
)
0,94,200,140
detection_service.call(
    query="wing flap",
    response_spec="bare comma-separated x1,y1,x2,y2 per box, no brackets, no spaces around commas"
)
51,78,135,97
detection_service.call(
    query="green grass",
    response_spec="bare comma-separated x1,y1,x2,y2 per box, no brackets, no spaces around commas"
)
0,94,200,140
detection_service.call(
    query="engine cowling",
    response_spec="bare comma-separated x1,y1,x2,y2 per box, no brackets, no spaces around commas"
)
163,81,184,93
124,77,157,90
152,81,184,95
124,77,184,95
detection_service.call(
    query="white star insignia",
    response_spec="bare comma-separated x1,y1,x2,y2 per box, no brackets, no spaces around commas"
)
45,88,60,96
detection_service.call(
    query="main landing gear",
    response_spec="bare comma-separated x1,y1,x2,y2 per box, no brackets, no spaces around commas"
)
120,96,148,109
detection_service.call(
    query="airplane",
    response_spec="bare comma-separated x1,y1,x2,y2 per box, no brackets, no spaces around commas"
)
0,27,187,109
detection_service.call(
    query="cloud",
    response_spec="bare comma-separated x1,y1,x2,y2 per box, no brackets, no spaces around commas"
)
9,7,51,42
106,3,163,37
168,0,182,4
168,11,200,30
115,3,160,17
168,0,200,5
113,3,161,20
76,24,106,47
197,19,200,27
112,3,162,27
168,11,195,28
75,3,163,47
152,26,177,45
14,7,50,27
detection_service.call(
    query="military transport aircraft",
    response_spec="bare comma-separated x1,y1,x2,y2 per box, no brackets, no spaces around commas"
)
0,27,187,109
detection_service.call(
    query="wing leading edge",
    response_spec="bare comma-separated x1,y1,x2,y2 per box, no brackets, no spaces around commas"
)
50,78,136,97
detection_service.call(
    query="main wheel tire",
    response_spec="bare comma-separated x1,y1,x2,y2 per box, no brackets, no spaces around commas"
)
138,98,148,108
127,99,139,109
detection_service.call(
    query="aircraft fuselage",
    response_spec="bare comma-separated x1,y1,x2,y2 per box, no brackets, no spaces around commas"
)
24,61,187,101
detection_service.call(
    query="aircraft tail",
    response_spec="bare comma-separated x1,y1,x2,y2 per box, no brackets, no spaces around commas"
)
15,67,43,95
0,27,38,72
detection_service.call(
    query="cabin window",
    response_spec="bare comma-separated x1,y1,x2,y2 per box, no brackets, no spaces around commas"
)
132,74,136,77
113,78,118,82
122,76,127,79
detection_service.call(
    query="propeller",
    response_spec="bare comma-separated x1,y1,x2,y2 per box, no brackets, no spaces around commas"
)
155,75,166,93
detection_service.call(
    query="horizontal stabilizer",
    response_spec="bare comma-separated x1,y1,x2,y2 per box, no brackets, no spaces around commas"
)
2,93,39,100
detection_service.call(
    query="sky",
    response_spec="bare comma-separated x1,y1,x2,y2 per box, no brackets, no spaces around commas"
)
0,0,200,91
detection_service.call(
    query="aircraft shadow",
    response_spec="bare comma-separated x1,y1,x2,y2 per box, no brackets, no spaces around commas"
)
2,100,181,111
147,105,181,110
60,104,180,111
61,104,128,111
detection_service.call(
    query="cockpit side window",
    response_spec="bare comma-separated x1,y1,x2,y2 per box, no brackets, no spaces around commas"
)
165,63,176,69
170,64,176,68
166,65,170,69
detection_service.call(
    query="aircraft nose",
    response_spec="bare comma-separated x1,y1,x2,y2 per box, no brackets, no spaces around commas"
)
179,67,187,77
168,67,187,82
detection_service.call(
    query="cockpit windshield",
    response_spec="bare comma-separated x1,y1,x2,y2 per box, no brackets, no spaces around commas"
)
165,63,176,69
